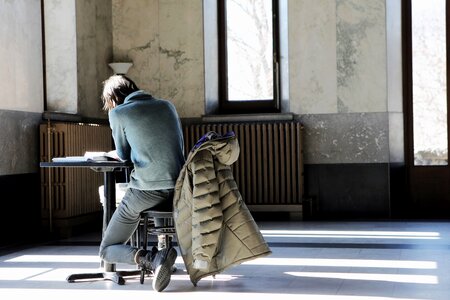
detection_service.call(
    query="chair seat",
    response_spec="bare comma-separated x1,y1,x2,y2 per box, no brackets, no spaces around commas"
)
140,210,175,236
141,210,173,218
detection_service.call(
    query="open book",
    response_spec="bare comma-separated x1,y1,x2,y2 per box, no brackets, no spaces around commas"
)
52,150,125,162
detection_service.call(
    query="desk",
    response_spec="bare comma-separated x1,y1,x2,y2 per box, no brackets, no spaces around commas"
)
40,161,139,285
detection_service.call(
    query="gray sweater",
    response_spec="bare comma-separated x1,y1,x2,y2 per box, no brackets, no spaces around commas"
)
108,90,185,190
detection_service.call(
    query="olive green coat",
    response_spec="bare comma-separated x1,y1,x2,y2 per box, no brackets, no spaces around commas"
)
173,133,271,285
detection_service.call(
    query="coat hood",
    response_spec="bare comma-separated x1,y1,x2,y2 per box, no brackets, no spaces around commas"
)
191,132,239,165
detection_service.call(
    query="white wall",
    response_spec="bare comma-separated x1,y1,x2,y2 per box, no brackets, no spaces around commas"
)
0,0,44,113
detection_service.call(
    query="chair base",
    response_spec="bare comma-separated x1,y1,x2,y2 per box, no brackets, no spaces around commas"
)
66,210,175,286
66,269,141,285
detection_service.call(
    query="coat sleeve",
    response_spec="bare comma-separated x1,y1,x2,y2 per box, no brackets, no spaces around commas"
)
190,149,223,270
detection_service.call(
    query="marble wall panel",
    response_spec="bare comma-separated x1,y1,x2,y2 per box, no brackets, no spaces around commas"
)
0,1,15,106
95,0,114,117
76,0,99,118
0,0,43,112
386,0,403,113
386,1,404,164
158,0,204,118
44,0,78,113
389,112,404,163
112,0,161,93
0,110,41,175
76,0,112,119
112,0,204,118
44,0,112,118
300,112,389,164
289,0,338,115
336,0,387,113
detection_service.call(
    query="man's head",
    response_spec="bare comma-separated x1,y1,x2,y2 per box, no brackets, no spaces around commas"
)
101,75,139,111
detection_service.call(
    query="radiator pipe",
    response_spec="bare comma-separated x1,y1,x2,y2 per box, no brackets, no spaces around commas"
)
46,118,53,233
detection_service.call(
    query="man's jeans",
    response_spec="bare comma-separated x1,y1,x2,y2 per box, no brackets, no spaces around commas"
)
99,188,173,265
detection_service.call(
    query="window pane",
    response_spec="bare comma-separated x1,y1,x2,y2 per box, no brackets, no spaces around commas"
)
412,0,448,165
226,0,273,101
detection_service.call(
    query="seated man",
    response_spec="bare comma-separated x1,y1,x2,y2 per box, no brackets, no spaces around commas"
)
98,75,185,292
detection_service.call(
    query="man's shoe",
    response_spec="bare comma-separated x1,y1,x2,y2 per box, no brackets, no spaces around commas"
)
152,247,177,292
136,246,158,273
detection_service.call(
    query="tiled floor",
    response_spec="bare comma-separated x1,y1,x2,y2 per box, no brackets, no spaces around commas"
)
1,221,449,300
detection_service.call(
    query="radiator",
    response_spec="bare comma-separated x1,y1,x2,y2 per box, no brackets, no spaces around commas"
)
40,122,113,221
183,121,304,212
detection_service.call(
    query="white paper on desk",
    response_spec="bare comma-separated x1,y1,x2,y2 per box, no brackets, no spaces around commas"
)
52,151,124,163
84,150,124,162
52,156,87,162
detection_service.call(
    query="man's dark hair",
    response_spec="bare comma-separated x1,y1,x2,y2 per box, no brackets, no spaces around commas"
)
101,75,139,111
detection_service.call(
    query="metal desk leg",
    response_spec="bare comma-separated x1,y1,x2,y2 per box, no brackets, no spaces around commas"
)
66,169,140,285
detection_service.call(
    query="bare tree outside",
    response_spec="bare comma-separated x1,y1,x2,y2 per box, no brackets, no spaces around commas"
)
226,0,273,101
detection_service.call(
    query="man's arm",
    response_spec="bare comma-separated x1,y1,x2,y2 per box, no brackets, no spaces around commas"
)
109,110,131,161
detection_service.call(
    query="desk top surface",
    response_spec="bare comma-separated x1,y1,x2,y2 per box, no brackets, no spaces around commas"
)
40,161,132,169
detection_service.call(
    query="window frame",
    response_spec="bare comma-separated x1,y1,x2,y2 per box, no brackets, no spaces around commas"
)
217,0,281,114
403,0,450,167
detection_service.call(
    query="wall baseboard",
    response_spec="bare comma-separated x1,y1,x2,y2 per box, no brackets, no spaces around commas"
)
0,173,41,246
304,163,391,219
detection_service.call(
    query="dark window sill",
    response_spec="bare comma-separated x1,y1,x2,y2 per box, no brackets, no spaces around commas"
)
201,112,295,123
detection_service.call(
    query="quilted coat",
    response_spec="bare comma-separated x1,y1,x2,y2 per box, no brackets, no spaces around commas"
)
173,132,272,285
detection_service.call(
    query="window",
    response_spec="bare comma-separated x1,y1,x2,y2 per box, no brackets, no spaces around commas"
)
405,0,449,166
218,0,280,113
